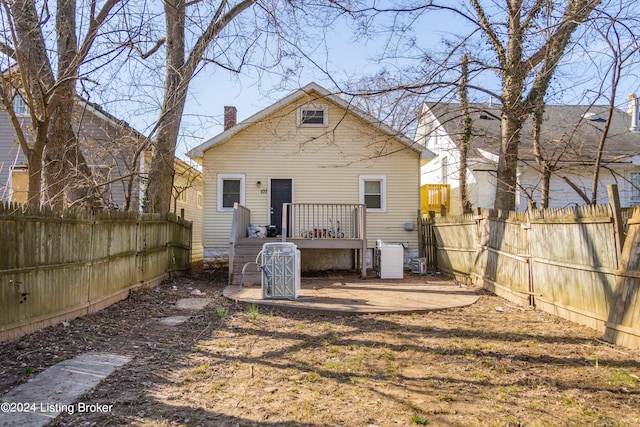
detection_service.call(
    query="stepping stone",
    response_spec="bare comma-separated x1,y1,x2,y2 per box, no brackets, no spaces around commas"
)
159,316,190,326
0,352,130,427
174,298,213,310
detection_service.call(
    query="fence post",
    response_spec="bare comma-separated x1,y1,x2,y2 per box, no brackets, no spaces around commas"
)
524,209,535,307
608,184,625,267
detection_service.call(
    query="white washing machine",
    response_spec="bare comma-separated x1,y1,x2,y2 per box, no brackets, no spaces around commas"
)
376,244,404,279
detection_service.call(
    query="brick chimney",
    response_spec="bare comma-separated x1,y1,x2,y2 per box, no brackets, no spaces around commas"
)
224,106,237,131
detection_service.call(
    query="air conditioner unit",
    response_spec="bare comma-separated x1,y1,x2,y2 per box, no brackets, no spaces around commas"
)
411,257,427,275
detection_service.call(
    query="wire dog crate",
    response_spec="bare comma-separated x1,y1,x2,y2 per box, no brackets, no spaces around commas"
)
261,242,300,300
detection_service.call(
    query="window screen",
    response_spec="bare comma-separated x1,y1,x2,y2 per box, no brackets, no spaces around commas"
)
222,179,241,208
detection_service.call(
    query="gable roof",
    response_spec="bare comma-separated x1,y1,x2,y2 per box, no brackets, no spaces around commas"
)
421,102,640,164
188,82,433,160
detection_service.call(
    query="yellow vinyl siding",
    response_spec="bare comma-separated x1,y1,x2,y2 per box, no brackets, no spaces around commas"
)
171,163,203,245
202,92,420,249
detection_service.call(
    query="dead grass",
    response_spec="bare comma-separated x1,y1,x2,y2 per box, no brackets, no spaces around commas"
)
1,270,639,426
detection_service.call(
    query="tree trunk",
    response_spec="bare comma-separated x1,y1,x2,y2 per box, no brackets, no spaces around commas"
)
43,0,93,210
458,54,472,214
144,0,256,213
144,0,187,213
531,102,550,209
8,0,120,210
26,148,43,206
10,0,55,207
492,1,525,212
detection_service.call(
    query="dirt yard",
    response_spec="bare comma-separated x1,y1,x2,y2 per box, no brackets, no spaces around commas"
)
1,270,639,426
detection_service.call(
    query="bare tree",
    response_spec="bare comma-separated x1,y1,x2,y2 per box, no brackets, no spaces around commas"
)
587,10,640,205
329,1,605,211
458,54,472,214
523,5,640,208
130,0,283,213
0,0,124,209
133,0,358,214
467,0,603,211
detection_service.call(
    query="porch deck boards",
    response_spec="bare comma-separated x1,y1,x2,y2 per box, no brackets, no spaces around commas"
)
236,237,365,249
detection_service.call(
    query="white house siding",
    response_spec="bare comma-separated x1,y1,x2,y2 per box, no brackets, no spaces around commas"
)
421,151,497,215
201,93,421,257
517,166,636,209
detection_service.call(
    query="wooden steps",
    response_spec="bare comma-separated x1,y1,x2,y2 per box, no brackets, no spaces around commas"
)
229,238,279,286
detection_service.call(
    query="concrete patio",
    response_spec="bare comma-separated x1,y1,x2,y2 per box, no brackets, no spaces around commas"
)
223,272,481,315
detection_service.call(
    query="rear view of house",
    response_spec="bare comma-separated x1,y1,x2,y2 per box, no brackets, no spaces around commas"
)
188,82,433,280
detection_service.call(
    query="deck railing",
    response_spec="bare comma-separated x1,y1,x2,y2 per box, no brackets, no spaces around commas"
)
230,202,251,245
283,203,366,240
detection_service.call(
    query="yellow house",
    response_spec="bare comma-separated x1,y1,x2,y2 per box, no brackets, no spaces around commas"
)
138,152,204,271
188,82,433,279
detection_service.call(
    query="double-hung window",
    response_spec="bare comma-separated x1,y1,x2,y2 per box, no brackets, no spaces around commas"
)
217,174,245,211
359,175,386,212
630,172,640,206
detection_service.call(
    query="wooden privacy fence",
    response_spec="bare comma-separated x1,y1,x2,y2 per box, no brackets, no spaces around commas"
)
605,207,640,348
0,204,192,342
422,186,640,349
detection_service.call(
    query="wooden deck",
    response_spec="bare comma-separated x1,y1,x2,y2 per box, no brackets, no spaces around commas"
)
229,203,367,285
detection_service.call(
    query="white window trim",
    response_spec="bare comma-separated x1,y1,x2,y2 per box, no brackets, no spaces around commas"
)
176,186,188,204
217,174,245,212
629,171,640,206
12,95,28,116
196,191,203,209
359,175,387,213
297,103,328,127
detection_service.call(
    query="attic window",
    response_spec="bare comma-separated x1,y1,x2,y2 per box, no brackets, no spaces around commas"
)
13,95,28,115
298,104,328,127
583,112,606,123
479,111,495,120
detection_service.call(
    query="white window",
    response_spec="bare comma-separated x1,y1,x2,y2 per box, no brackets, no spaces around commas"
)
13,95,28,115
175,186,187,203
630,172,640,206
297,104,328,127
441,156,448,184
359,175,386,212
217,174,245,211
196,191,203,209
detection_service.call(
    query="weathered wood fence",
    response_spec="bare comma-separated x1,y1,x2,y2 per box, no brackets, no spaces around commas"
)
0,203,192,342
421,185,640,349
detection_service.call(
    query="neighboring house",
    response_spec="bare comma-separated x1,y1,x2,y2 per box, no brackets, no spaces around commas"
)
1,96,143,209
188,82,433,277
0,96,204,267
162,155,204,270
416,99,640,214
